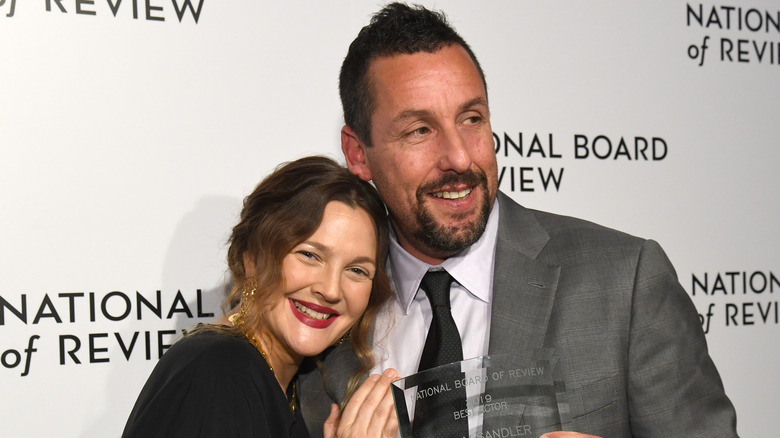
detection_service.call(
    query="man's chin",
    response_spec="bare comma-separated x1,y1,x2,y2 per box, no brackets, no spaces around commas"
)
415,214,488,254
409,182,493,255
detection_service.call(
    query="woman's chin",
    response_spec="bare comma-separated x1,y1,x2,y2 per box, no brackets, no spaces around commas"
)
288,337,338,358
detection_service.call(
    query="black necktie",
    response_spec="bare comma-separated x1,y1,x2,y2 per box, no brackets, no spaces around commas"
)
414,269,469,437
418,270,463,371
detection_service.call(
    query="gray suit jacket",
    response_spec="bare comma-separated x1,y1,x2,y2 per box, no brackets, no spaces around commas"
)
298,192,738,437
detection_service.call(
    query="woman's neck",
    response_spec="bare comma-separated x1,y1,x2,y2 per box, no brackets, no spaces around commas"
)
251,332,302,393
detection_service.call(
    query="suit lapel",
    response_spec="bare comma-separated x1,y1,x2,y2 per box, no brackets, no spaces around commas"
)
488,193,560,353
297,340,360,437
321,340,361,403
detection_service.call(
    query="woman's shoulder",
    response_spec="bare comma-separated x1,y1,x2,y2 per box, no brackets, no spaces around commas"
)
132,327,275,407
159,326,263,376
122,327,290,437
176,326,250,351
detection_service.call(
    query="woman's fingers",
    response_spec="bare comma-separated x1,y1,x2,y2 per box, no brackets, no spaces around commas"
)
362,371,398,437
366,384,398,438
337,373,380,428
322,404,341,438
337,368,399,437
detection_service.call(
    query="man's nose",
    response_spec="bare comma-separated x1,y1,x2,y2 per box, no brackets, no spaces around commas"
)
437,128,472,173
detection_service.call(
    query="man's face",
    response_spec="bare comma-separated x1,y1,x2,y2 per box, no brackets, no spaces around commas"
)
344,44,498,265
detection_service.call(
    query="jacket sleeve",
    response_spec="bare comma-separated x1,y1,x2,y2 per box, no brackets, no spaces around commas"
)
626,240,737,437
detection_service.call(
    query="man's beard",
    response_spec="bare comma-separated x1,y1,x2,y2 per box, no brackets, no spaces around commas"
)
412,170,492,254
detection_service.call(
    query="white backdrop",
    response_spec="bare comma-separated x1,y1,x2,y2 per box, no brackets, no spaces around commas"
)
1,1,777,436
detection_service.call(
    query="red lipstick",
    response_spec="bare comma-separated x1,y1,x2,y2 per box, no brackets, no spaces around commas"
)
289,299,339,329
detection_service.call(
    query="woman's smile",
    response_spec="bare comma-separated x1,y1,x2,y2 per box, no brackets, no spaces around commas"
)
290,298,339,329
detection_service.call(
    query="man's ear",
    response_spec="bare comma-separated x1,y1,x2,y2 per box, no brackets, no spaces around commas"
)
341,125,373,182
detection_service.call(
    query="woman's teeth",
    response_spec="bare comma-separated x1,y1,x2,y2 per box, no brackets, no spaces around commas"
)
293,300,331,320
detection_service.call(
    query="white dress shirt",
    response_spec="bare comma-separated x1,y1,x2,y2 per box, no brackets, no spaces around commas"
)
370,199,500,378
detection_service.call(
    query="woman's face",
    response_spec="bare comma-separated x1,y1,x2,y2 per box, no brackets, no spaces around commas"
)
250,201,378,362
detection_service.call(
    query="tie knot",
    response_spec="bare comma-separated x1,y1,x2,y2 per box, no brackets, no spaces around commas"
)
420,270,454,308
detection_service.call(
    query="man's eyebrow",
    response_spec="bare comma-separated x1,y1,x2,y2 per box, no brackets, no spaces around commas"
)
392,97,489,125
459,97,489,113
392,109,431,125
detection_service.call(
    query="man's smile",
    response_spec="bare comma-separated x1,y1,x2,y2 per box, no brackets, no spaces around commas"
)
431,188,472,200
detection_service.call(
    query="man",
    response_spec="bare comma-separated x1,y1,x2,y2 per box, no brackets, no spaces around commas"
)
299,3,738,437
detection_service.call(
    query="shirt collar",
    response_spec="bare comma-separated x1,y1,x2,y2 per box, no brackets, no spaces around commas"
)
387,198,500,314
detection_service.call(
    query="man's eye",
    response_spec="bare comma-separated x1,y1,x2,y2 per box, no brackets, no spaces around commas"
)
409,127,430,137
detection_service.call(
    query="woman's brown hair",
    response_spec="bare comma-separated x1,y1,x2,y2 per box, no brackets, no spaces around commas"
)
223,155,392,398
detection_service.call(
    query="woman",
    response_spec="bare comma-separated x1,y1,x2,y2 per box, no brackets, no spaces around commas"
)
122,156,397,438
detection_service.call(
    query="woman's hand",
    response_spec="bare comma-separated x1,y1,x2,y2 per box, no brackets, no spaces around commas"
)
323,368,399,438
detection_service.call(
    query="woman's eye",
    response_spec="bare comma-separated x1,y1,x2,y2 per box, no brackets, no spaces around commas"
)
349,267,370,277
298,251,316,260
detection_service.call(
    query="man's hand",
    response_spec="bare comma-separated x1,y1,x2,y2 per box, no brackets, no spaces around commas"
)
323,368,399,438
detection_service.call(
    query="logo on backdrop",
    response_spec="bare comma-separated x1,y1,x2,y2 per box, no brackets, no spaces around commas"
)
0,0,204,23
686,3,780,67
493,131,668,193
0,289,217,377
688,270,779,334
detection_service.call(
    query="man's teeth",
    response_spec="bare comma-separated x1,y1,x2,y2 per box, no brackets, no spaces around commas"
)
293,301,331,320
432,189,471,200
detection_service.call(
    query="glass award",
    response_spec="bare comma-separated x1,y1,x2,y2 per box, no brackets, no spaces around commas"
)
391,350,568,438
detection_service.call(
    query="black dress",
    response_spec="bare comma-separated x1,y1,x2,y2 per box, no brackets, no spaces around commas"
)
122,330,309,438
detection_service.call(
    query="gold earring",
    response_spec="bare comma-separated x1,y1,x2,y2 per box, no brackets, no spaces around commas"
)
332,329,351,346
230,277,257,328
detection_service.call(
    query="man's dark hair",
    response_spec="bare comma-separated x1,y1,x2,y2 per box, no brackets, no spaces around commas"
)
339,2,488,146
